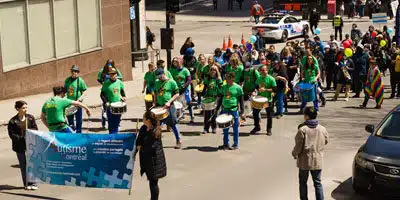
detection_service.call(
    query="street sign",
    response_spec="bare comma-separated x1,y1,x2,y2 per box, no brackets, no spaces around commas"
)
130,6,135,20
372,13,387,24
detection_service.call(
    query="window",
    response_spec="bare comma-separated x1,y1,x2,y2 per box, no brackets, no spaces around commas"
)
0,0,102,72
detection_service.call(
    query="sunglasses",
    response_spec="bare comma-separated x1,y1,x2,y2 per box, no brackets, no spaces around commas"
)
71,70,79,73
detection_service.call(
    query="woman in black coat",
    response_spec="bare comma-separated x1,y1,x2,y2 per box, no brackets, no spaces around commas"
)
136,111,166,200
7,100,38,190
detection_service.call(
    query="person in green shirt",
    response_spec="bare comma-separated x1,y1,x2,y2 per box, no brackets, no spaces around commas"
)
225,56,244,84
299,55,320,113
215,72,244,150
169,57,194,123
241,62,261,125
41,86,91,133
201,65,223,134
194,54,207,109
251,65,277,136
154,68,182,149
64,65,88,133
142,62,156,94
100,68,127,134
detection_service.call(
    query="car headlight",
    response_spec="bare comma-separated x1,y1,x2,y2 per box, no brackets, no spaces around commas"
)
355,153,375,171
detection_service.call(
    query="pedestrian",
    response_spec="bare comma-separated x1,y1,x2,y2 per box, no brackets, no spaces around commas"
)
358,0,366,18
64,65,88,133
339,0,345,16
351,24,363,45
292,106,329,200
180,37,195,56
332,12,344,41
251,1,264,24
146,26,156,50
100,68,126,134
270,61,288,118
314,52,327,107
360,58,384,109
328,34,340,49
143,63,156,95
154,68,183,149
136,111,167,200
254,29,265,52
8,100,39,190
309,8,320,35
282,47,297,101
348,0,356,19
213,0,218,11
41,86,91,133
352,44,369,98
333,53,353,101
390,51,400,98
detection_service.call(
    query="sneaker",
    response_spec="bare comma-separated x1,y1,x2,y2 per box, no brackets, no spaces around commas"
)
276,114,283,119
218,144,230,150
250,127,261,135
359,104,366,109
211,129,217,134
174,141,182,149
284,109,289,114
321,102,326,107
344,97,349,101
266,129,272,136
231,145,239,150
30,184,38,190
352,94,360,98
203,130,208,134
25,186,32,190
240,119,246,126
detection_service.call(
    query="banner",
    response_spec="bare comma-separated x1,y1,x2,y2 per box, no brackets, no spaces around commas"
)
26,130,136,189
372,13,388,24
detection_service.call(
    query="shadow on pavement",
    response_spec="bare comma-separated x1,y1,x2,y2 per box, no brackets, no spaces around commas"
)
0,185,24,191
0,191,63,200
342,106,376,110
182,146,219,152
331,178,370,200
10,164,20,168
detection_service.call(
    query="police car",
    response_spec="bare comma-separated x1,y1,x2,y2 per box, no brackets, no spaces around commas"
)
252,12,309,42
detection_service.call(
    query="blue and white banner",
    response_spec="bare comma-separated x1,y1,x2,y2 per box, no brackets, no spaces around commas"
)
372,13,388,24
26,130,136,189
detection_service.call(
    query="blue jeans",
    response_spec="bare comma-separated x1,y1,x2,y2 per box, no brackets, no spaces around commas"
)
300,84,319,111
57,126,74,133
197,93,202,107
254,15,260,24
183,88,194,119
106,107,121,134
275,91,284,115
161,104,181,142
67,107,83,133
299,169,324,200
220,110,239,147
101,103,107,127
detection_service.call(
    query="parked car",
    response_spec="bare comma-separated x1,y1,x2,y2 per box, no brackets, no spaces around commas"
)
352,105,400,195
251,12,309,42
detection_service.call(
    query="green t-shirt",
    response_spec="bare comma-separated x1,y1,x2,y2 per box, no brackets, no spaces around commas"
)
64,77,87,100
144,71,156,90
41,96,73,131
195,62,206,80
225,64,244,84
154,79,179,106
203,77,223,98
202,65,212,80
169,67,191,89
221,83,243,111
101,79,125,103
97,68,123,81
256,75,277,102
243,68,260,94
302,65,319,83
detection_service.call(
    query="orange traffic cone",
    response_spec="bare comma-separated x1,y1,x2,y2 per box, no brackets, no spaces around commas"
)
222,37,227,51
228,35,233,49
241,33,245,45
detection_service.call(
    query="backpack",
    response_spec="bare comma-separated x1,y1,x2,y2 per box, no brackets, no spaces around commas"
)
151,33,156,42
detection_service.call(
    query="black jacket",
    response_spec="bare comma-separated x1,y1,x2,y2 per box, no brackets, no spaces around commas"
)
136,125,167,180
8,114,38,153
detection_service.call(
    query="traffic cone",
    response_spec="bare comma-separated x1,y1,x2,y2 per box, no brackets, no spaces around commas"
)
228,35,233,49
222,37,227,51
241,33,245,45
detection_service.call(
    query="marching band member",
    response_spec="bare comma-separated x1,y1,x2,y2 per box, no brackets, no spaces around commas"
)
225,55,244,84
154,68,182,149
41,86,91,133
64,65,87,133
216,72,244,150
142,62,156,94
202,56,216,80
100,68,127,134
300,55,320,112
251,65,276,136
201,65,223,134
169,57,194,123
195,54,207,109
242,61,260,124
156,59,173,79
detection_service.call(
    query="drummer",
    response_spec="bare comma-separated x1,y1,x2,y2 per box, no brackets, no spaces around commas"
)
142,62,156,94
169,57,194,124
156,59,173,80
64,65,88,133
251,65,277,136
216,72,244,150
194,54,207,109
242,62,260,125
225,55,244,85
299,55,320,112
154,68,182,149
201,65,223,134
41,86,91,133
100,67,127,134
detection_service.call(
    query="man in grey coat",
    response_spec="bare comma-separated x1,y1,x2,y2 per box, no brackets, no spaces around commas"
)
292,107,329,200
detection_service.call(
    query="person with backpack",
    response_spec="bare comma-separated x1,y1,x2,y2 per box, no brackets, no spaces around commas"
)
251,1,264,24
146,26,156,50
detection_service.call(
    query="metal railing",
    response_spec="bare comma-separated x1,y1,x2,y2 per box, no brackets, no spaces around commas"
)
131,49,161,72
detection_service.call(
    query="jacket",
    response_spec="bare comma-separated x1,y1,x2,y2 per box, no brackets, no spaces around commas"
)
292,122,329,170
137,125,167,180
8,114,38,153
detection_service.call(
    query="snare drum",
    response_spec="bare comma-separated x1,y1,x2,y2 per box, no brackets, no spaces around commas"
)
151,107,169,120
297,83,316,102
201,97,217,111
174,101,183,119
65,106,78,116
216,114,234,129
110,102,127,115
251,96,269,109
144,94,154,110
195,84,204,93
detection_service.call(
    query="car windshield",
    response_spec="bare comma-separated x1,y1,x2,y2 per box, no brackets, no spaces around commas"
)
376,111,400,139
262,16,283,24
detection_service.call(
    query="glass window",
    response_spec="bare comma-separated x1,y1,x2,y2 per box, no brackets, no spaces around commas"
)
78,0,101,51
54,0,79,57
376,111,400,138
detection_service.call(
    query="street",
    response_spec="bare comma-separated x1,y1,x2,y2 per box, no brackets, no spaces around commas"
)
0,15,399,200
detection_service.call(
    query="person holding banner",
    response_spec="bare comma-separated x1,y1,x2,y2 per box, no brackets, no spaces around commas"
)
64,65,87,133
136,111,167,200
41,86,91,133
8,100,38,190
101,68,127,134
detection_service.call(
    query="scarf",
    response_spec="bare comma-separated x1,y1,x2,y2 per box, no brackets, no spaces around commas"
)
304,119,319,128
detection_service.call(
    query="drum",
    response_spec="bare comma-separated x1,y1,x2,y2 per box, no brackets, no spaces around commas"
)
144,94,153,111
251,96,269,109
65,106,78,116
174,101,183,119
216,114,234,129
201,97,217,111
110,102,127,115
195,84,204,93
298,83,316,102
151,107,169,120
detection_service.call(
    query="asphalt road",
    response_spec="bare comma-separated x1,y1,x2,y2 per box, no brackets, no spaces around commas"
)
0,20,399,200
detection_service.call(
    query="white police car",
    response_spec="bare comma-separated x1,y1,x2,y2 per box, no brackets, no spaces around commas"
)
252,13,309,42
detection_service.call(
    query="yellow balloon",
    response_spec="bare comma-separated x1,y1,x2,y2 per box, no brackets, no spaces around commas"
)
344,48,353,57
380,40,387,47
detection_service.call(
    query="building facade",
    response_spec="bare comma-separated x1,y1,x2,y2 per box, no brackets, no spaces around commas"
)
0,0,133,100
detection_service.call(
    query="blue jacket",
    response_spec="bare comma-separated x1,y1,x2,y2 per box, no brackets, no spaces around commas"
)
352,51,369,76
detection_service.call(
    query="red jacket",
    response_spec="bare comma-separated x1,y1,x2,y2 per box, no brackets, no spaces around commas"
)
251,4,264,16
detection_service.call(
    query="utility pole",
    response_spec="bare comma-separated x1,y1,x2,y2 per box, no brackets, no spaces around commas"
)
166,11,172,67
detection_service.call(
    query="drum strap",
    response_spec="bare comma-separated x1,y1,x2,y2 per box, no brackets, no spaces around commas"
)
158,80,168,94
68,77,80,101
